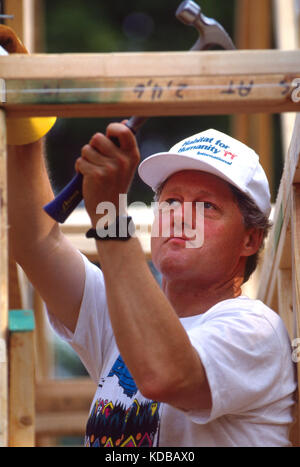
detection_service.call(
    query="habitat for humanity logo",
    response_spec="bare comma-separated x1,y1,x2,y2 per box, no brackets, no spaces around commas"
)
178,135,238,166
94,194,204,249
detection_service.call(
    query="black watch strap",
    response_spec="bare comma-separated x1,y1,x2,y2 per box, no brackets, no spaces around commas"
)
86,216,134,241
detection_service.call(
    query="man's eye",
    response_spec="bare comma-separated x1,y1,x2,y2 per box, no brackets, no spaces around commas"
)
204,202,215,210
165,198,180,205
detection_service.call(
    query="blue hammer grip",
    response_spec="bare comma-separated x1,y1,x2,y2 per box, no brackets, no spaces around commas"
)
43,172,84,224
43,117,147,224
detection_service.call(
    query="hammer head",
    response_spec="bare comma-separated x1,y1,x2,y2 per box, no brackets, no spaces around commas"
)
176,0,235,50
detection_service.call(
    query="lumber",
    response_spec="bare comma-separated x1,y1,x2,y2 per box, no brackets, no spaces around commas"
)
273,0,298,50
35,378,96,441
33,291,54,380
3,50,300,79
1,50,300,118
36,411,89,437
233,0,273,194
5,0,45,53
8,310,35,447
256,115,300,447
273,0,298,157
277,268,293,339
35,378,95,413
0,109,7,447
291,184,300,447
4,0,25,45
292,185,300,346
257,113,300,303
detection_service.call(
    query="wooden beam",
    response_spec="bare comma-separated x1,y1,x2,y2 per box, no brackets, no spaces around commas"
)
235,0,272,50
36,411,88,438
256,116,300,446
233,0,274,192
273,0,298,157
257,113,300,303
277,268,293,339
291,184,300,447
1,50,300,118
273,0,298,50
35,377,95,441
3,50,300,80
0,109,8,447
36,378,95,414
33,291,54,381
292,185,300,345
8,310,35,447
4,0,24,44
4,0,43,53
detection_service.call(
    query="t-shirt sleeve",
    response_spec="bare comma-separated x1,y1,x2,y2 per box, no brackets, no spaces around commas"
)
48,253,114,384
183,304,294,424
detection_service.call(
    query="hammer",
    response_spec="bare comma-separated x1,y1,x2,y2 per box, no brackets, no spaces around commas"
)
44,0,235,223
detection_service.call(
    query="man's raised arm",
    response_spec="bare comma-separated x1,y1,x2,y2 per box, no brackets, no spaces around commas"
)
8,139,85,333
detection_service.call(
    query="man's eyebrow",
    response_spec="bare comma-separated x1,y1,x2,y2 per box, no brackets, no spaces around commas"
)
161,187,219,198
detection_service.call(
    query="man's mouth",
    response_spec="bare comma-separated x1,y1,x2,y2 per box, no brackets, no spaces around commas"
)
166,234,196,244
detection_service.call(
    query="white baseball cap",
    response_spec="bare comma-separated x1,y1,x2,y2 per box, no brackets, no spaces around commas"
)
138,129,271,217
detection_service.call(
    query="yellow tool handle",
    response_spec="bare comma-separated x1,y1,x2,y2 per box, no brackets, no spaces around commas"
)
0,25,56,145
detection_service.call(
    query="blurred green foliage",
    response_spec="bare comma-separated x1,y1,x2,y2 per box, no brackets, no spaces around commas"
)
43,0,235,54
43,0,235,204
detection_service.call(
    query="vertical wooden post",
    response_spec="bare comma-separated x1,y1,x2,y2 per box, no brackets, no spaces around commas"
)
8,310,35,447
273,0,298,157
292,185,300,358
4,0,43,53
34,291,54,381
291,184,300,447
4,0,24,41
0,110,8,447
277,268,293,339
232,0,273,193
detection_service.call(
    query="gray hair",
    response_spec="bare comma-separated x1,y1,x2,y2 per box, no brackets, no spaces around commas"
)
153,181,272,283
228,184,272,283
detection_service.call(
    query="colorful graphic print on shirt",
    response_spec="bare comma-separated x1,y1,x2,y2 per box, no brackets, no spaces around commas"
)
85,355,161,447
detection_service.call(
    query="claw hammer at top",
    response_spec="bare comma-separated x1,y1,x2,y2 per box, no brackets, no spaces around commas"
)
176,0,236,50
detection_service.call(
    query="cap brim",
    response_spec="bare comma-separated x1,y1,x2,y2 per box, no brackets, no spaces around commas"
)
138,152,243,193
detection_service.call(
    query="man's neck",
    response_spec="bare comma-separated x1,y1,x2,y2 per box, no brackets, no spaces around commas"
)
162,275,244,318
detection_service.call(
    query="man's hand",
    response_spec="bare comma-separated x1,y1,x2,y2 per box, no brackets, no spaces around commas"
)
75,122,140,226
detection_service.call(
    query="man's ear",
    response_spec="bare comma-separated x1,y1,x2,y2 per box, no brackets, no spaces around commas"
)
242,228,264,257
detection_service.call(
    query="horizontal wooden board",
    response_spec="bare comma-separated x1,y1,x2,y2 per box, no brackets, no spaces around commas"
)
1,50,300,79
1,51,300,117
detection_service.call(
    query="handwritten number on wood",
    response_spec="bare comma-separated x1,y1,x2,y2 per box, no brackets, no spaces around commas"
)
221,80,254,97
133,81,188,100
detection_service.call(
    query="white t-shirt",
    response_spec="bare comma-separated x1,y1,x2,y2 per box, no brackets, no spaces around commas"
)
49,254,297,447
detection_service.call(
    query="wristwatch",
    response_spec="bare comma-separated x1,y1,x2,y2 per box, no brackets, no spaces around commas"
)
85,216,134,241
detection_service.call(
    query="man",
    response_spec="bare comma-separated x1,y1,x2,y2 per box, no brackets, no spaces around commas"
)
8,123,296,447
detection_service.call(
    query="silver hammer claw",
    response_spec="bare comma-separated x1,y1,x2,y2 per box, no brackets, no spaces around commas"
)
176,0,236,50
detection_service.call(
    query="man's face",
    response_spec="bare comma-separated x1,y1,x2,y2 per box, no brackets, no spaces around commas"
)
151,170,251,287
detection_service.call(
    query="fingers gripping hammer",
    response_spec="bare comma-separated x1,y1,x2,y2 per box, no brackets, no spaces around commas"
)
44,0,235,223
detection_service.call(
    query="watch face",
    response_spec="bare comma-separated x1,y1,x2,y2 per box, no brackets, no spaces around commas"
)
86,217,134,241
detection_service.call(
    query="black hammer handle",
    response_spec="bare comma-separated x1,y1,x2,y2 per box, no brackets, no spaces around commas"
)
43,116,148,223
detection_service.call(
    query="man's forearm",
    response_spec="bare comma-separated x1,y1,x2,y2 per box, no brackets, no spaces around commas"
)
94,235,209,409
